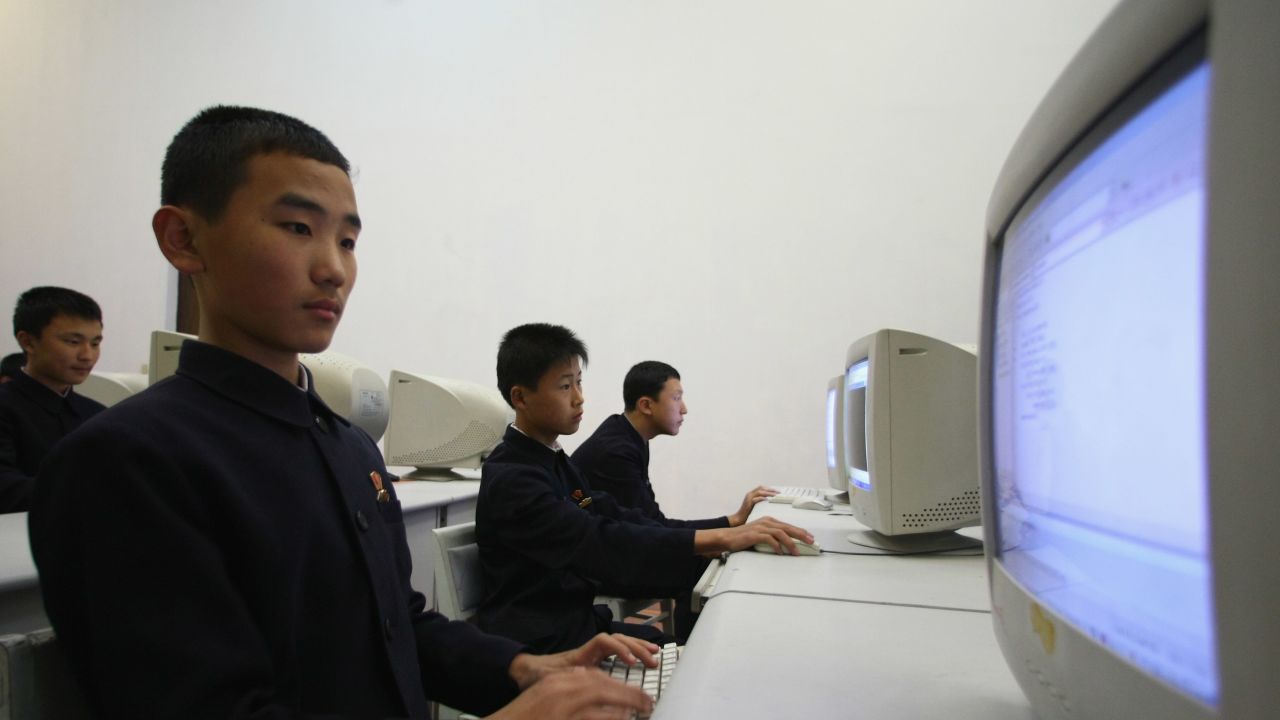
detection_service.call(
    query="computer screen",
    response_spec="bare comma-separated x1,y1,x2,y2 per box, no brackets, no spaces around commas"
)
978,0,1280,715
824,375,848,493
841,328,980,553
383,370,514,480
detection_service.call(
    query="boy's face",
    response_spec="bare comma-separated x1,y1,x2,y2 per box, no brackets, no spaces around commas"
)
17,313,103,392
646,377,687,437
514,356,585,443
185,153,360,376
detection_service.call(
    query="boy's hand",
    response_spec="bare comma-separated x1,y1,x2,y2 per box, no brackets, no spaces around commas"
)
694,517,813,555
508,633,658,689
727,485,778,526
489,667,653,720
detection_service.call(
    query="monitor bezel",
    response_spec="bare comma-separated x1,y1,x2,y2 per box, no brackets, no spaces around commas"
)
979,3,1219,717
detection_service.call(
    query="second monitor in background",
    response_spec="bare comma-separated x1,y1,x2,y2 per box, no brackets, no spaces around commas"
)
383,371,514,481
825,375,850,503
842,328,980,553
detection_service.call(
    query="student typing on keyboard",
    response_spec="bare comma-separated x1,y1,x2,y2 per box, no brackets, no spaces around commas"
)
572,360,778,641
476,324,814,656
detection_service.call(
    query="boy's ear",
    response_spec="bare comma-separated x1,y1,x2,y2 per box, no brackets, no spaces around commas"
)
509,385,526,410
152,205,206,275
15,330,36,354
636,396,654,415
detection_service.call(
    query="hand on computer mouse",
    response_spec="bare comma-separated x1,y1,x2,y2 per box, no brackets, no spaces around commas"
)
753,539,822,556
693,516,815,556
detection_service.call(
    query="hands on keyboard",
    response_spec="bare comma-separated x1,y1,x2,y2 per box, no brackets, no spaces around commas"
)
599,642,681,719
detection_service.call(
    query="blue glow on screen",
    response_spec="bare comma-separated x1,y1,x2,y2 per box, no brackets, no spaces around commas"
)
845,360,870,491
992,63,1216,705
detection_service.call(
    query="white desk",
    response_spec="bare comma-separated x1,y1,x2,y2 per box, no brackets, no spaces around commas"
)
0,513,48,636
653,593,1034,720
652,487,1032,718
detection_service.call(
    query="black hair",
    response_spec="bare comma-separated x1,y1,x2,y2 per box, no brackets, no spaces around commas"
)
0,352,25,379
496,323,589,408
161,105,350,221
623,360,681,411
12,286,102,339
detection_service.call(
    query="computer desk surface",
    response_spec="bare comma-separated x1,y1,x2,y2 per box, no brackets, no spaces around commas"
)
652,593,1034,720
654,488,1031,719
711,501,990,612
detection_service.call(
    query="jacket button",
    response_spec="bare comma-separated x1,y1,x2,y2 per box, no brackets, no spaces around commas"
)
383,618,393,641
355,510,369,531
314,415,328,433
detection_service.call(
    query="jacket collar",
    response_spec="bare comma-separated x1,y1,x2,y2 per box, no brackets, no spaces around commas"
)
501,424,563,471
8,368,73,415
173,340,347,430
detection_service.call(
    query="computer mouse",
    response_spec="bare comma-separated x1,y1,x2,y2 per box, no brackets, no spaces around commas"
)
753,539,822,556
792,497,833,511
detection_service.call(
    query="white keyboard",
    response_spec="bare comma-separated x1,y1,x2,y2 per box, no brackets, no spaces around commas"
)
599,642,681,718
767,486,824,503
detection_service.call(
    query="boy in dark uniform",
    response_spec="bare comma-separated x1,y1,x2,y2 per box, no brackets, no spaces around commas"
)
571,360,777,641
0,287,106,513
476,323,813,654
29,106,656,720
573,360,775,527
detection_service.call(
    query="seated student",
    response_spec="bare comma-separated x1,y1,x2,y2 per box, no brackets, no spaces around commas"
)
0,287,106,513
573,360,775,528
476,323,812,654
572,360,775,641
29,106,656,720
0,352,25,384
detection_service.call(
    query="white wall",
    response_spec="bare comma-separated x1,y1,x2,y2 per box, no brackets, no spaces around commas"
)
0,0,1118,519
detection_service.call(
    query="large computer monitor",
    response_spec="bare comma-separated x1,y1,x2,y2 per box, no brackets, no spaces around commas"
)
77,372,148,407
824,375,848,496
842,328,980,553
298,351,390,443
980,1,1279,717
383,370,514,481
147,330,195,386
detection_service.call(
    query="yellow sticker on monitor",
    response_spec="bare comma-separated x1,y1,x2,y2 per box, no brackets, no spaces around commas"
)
1030,602,1056,655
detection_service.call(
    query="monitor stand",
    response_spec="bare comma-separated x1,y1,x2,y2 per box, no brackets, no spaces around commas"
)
845,529,983,555
399,469,467,482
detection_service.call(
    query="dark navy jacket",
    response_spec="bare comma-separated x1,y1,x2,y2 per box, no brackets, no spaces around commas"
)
29,341,523,719
476,426,702,653
571,414,729,530
0,369,104,513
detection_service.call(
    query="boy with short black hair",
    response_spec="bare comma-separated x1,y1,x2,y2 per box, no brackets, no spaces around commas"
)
30,106,654,720
477,323,812,654
0,286,105,513
574,360,774,526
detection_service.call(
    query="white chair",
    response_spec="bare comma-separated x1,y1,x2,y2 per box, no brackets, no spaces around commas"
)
0,627,92,719
432,522,484,621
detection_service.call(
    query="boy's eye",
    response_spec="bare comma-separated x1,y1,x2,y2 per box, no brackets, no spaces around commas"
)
283,221,312,236
340,237,357,250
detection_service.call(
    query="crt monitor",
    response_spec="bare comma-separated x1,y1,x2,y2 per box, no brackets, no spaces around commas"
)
78,372,148,408
980,0,1279,717
298,351,390,443
383,370,514,481
842,328,980,553
824,375,849,497
147,330,195,386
